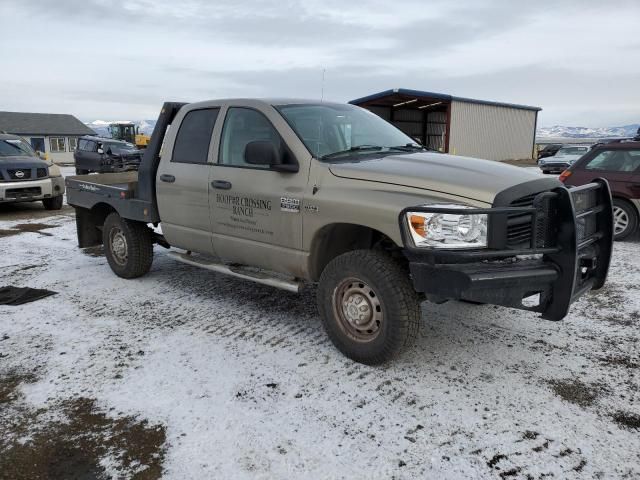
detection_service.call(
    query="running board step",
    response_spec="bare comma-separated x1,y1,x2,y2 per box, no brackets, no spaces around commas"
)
167,251,302,293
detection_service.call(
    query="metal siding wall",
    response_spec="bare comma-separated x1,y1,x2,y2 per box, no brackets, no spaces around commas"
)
448,101,536,161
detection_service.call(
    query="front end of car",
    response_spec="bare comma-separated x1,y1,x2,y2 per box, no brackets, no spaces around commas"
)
539,156,571,173
400,178,613,320
0,161,65,203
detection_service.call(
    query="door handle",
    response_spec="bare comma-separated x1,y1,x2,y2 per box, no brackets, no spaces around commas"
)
211,180,232,190
160,174,175,183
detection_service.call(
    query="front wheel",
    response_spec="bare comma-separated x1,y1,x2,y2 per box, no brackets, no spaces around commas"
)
613,199,638,240
43,195,63,210
317,250,421,365
102,213,153,278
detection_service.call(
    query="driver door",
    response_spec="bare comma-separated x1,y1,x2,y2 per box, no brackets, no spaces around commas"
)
208,105,309,275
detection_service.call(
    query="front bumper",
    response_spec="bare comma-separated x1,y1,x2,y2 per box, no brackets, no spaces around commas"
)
403,180,613,321
0,176,65,203
539,162,569,172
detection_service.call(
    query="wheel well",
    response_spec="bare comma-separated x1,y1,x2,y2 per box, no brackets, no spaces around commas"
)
308,223,402,281
613,196,639,215
75,203,117,247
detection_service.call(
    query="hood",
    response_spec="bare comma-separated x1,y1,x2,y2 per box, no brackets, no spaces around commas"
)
0,156,49,169
328,152,549,205
551,153,583,160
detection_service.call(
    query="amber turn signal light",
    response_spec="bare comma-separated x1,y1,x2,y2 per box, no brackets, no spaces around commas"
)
559,170,572,183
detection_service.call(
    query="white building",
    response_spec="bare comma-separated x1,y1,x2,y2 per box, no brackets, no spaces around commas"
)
0,111,95,164
351,88,541,161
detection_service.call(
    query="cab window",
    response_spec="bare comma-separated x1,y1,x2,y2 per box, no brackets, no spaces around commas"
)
585,150,640,172
219,108,280,168
78,139,96,152
172,108,219,164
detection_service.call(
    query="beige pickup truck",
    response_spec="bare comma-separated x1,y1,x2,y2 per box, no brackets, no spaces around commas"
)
67,100,614,364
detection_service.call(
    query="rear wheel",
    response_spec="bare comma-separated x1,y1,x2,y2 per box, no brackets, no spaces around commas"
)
317,250,421,365
613,199,638,240
42,195,63,210
102,213,153,278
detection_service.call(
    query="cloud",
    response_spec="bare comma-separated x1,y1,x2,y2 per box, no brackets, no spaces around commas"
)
0,0,638,126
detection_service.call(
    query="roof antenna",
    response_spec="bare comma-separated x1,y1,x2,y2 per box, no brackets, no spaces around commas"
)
321,68,326,102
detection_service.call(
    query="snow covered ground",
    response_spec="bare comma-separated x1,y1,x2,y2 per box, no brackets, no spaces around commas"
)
1,206,639,479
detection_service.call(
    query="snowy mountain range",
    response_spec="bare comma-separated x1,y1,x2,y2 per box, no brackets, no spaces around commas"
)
85,120,156,137
537,124,639,139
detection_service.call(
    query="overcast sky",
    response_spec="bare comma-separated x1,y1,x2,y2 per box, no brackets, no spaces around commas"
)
1,0,638,126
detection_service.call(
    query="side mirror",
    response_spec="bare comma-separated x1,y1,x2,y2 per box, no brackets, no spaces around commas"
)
97,148,104,155
244,140,280,166
244,140,298,173
37,151,46,160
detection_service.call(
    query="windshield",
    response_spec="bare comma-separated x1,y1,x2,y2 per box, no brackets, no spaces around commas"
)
277,103,420,159
558,147,588,155
105,142,137,154
0,138,37,157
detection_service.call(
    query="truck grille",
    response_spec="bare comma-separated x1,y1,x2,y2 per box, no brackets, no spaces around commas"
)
37,168,48,178
6,187,41,199
507,193,557,249
7,169,32,180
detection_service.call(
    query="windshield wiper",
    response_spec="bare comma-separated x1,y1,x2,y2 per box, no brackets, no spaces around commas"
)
320,145,383,160
386,143,425,152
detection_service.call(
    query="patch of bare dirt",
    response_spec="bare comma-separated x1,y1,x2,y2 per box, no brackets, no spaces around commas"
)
612,411,640,431
547,379,601,407
82,245,105,257
0,371,37,404
0,223,57,238
0,371,167,480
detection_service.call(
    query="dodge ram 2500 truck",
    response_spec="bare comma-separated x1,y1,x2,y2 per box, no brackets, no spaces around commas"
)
66,100,614,364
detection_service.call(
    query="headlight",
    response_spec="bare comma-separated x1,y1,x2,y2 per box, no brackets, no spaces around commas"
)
48,164,62,177
406,205,488,249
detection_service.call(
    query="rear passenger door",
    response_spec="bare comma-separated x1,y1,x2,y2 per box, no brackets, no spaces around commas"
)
156,107,220,255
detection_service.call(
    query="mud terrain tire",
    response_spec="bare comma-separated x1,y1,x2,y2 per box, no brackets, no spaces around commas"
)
102,213,153,279
42,195,63,210
318,250,421,365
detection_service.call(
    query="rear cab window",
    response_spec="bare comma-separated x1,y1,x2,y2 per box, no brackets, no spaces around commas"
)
172,108,220,164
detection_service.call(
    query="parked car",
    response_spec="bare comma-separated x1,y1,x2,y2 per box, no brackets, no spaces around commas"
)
65,99,613,364
538,145,590,174
537,143,562,160
0,133,65,209
561,141,640,239
74,136,143,174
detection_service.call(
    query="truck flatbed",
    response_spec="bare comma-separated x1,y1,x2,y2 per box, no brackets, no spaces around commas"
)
66,170,159,223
